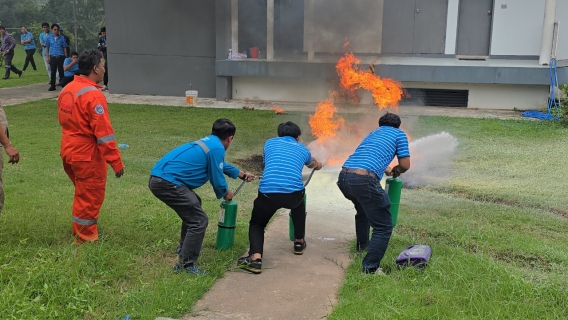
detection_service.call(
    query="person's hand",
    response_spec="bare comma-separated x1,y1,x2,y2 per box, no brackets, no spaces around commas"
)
115,168,124,178
4,145,20,164
5,49,9,54
21,41,24,45
224,190,234,201
46,56,50,63
315,160,323,170
384,167,393,176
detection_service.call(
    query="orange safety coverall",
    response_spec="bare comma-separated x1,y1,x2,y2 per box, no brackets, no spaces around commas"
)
58,76,124,243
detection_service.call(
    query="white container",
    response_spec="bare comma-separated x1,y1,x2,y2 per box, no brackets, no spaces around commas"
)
185,90,198,106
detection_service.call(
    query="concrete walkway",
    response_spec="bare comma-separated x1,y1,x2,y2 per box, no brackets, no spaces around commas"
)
1,84,529,320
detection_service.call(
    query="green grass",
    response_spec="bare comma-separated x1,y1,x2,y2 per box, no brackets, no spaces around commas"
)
0,100,313,319
2,101,568,319
329,117,568,319
0,44,48,88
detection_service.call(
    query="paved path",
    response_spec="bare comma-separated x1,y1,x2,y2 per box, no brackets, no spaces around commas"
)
1,84,529,320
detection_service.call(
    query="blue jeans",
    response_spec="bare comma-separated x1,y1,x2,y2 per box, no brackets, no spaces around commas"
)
337,171,393,271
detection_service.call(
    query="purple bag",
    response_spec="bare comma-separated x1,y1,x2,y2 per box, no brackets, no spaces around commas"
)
396,245,432,269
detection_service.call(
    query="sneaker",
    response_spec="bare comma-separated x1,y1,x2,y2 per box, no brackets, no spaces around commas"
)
175,246,181,254
173,263,206,275
362,267,385,275
237,255,262,274
102,85,108,91
294,239,307,255
48,86,56,91
18,72,22,78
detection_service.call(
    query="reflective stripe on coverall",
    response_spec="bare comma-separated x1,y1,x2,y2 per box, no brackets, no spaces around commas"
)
58,75,124,242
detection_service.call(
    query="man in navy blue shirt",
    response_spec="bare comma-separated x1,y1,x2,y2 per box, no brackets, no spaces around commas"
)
337,113,411,275
149,118,254,275
45,24,68,91
238,121,323,274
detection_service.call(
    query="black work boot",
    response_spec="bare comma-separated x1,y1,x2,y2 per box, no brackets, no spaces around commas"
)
2,69,10,80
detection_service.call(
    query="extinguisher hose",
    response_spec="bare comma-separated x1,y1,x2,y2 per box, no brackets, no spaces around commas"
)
233,179,247,197
304,168,316,187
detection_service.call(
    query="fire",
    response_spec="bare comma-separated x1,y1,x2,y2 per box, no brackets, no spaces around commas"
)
272,106,286,114
309,93,345,144
336,52,402,108
308,49,404,162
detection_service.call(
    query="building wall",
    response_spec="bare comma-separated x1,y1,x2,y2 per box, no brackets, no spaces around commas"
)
104,0,217,97
556,0,568,60
444,0,460,55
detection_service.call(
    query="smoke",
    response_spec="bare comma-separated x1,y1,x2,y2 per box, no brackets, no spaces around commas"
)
403,132,459,187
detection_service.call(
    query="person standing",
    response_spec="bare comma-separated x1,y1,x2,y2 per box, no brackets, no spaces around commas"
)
0,26,23,80
60,51,79,87
59,28,71,56
39,22,56,79
337,113,411,274
45,24,68,91
237,121,323,274
20,26,37,72
149,118,254,275
0,102,20,215
97,27,108,91
58,49,124,245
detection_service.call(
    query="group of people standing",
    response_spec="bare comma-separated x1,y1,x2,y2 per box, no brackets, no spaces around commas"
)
0,24,108,92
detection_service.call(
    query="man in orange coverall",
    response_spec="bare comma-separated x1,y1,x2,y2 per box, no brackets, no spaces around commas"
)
58,49,124,244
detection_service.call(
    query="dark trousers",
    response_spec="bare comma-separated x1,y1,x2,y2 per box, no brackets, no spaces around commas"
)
148,176,208,266
337,171,393,271
60,76,74,88
248,190,306,256
103,59,108,86
3,52,21,78
23,49,37,71
49,55,65,87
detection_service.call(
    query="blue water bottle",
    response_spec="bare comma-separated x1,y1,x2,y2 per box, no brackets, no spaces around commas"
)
118,144,129,149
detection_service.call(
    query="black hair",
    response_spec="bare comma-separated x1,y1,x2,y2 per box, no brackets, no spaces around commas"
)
0,26,5,31
378,112,402,128
77,50,103,76
41,22,49,28
277,121,302,138
211,118,236,140
100,27,106,32
51,23,60,30
71,51,79,57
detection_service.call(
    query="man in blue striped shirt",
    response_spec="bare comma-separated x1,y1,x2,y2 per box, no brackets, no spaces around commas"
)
337,113,411,274
149,119,254,275
45,24,68,91
238,121,323,274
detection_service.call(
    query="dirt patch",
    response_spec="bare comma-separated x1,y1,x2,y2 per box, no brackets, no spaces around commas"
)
489,248,554,271
232,154,264,176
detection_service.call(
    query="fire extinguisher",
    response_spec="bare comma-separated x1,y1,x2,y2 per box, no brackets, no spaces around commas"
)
385,176,402,227
216,179,247,250
289,168,316,241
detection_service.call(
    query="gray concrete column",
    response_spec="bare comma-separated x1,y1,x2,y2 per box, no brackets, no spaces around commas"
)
539,0,557,65
267,0,274,59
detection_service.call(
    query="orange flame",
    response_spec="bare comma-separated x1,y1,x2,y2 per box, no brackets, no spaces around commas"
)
308,93,345,144
308,49,403,153
272,106,286,114
336,52,402,108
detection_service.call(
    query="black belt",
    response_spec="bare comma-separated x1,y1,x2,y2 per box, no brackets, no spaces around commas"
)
50,55,64,58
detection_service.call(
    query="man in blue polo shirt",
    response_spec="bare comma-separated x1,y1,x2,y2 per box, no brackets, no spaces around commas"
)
337,112,411,275
20,26,37,72
60,51,78,87
45,23,68,91
237,121,323,274
149,118,254,275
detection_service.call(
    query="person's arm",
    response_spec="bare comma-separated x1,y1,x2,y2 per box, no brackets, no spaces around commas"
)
45,38,50,62
223,162,254,182
88,94,125,177
0,123,19,164
385,131,411,177
5,36,16,53
208,148,231,199
64,44,68,57
63,58,77,71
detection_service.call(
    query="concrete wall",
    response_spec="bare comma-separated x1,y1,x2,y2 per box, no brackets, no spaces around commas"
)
104,0,217,97
232,77,549,110
556,0,568,60
444,0,460,55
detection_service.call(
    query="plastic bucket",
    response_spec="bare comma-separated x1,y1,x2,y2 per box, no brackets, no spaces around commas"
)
185,90,198,106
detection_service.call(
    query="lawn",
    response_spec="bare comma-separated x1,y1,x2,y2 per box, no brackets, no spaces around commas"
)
1,100,567,319
1,44,49,88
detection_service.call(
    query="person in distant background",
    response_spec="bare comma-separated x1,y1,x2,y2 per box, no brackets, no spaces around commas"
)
0,26,23,80
97,27,108,91
39,22,57,79
45,23,68,91
60,51,79,87
59,28,71,57
20,26,37,72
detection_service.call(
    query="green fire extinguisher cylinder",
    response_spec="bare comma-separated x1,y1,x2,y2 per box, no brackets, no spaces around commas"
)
385,177,402,227
216,200,238,250
289,194,307,241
